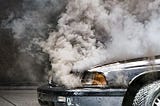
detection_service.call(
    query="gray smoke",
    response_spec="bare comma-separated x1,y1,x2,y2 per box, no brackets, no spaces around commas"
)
40,0,160,88
4,0,160,88
2,0,66,82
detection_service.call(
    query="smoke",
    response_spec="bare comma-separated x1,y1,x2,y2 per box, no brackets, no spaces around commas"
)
4,0,160,87
40,0,160,88
2,0,66,82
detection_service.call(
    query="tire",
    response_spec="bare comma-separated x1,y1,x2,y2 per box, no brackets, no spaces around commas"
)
133,81,160,106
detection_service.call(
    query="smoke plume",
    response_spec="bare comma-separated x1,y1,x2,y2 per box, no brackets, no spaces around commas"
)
2,0,66,83
5,0,160,88
41,0,160,88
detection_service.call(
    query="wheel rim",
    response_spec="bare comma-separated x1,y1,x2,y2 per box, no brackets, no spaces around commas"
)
152,92,160,106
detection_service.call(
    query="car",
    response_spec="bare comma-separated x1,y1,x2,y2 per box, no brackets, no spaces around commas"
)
37,55,160,106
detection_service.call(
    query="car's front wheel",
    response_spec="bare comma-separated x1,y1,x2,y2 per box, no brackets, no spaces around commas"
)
133,81,160,106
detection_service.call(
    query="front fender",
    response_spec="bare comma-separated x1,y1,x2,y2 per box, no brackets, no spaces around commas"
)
122,70,160,106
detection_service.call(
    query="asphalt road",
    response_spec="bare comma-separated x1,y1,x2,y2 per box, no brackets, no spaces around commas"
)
0,89,39,106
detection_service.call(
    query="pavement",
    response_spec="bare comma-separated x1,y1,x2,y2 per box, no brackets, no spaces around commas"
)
0,87,40,106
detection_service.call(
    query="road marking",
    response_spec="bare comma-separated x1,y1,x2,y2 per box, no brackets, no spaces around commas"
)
0,96,16,106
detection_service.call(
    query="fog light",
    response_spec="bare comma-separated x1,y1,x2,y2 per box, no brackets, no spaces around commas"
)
58,96,66,102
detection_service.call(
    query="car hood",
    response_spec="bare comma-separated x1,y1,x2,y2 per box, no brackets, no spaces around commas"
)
87,57,160,88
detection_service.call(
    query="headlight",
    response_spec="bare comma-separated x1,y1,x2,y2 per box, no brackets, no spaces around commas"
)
82,71,107,87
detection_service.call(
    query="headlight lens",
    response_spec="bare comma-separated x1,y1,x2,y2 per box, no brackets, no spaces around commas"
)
82,71,107,87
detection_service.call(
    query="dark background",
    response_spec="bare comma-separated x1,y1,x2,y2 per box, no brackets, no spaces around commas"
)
0,0,50,86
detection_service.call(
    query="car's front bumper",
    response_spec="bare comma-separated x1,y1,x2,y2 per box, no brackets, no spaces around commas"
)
37,84,126,106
